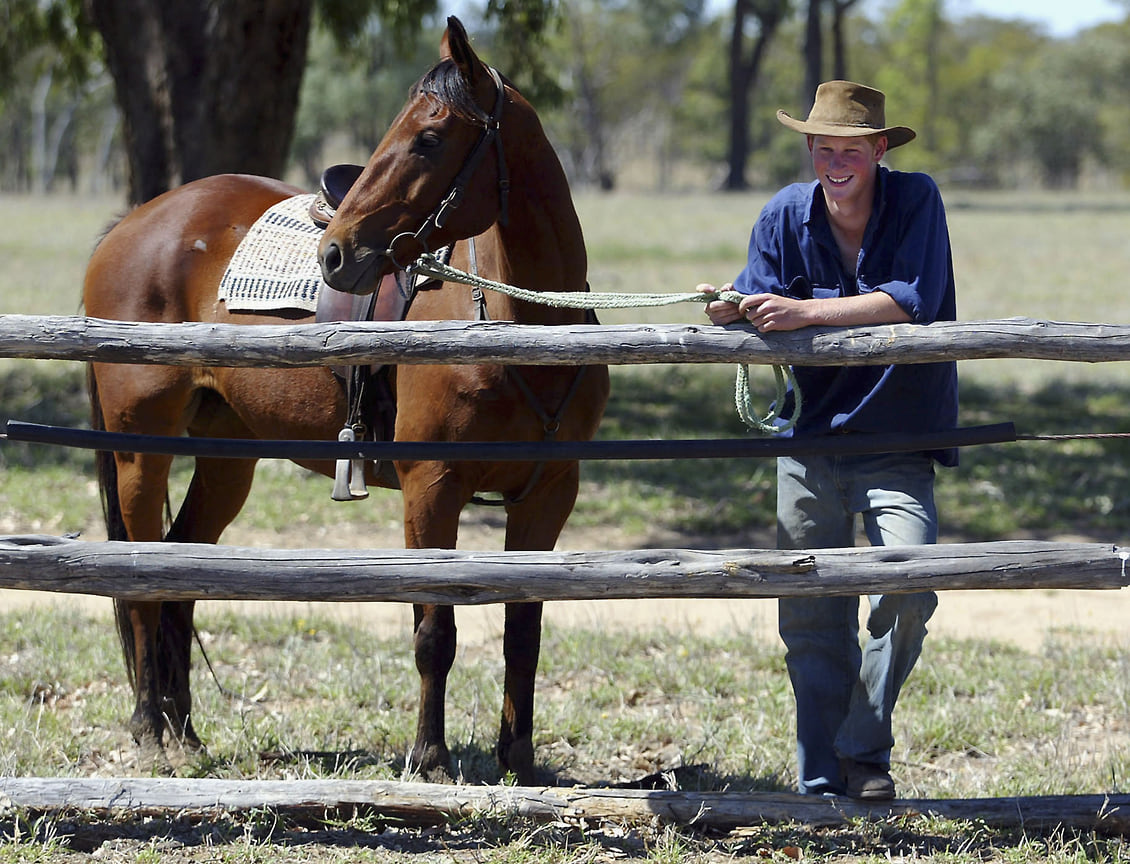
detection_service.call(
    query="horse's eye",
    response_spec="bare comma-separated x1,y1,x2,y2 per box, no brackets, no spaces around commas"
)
415,130,443,152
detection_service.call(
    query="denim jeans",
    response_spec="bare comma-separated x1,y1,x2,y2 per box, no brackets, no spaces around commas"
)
776,452,939,795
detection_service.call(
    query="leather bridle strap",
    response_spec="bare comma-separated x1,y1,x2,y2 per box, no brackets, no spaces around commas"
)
386,66,509,270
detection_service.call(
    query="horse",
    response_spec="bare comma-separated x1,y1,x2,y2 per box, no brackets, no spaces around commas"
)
82,16,609,785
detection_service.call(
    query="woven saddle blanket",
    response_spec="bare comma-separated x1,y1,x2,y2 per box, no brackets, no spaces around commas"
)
218,194,325,313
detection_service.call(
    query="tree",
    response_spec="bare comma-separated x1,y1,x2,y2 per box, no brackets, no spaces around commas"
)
829,0,861,79
79,0,561,205
798,0,859,114
803,0,823,110
725,0,791,190
869,0,945,169
549,0,708,190
977,40,1106,187
290,20,438,188
0,0,101,192
85,0,310,204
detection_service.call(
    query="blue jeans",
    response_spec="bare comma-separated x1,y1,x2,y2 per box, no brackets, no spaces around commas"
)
776,452,939,795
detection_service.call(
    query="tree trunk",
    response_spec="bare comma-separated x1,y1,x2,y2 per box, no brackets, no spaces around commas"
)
725,2,752,190
803,0,823,110
724,0,786,191
830,0,859,79
84,0,312,204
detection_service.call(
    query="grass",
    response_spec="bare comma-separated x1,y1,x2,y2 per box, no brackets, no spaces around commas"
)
1,190,1130,860
0,606,1127,859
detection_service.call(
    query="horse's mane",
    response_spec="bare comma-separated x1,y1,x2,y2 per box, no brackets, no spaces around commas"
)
412,59,492,124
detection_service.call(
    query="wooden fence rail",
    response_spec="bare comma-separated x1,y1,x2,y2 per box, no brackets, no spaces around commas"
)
1,536,1126,602
2,777,1128,834
2,314,1130,367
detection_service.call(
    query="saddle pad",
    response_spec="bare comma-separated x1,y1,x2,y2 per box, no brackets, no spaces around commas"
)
218,193,325,313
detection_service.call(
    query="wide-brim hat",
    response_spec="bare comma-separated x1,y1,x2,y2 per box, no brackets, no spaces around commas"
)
777,80,916,149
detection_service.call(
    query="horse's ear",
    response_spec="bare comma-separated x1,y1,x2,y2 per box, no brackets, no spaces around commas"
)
440,16,483,82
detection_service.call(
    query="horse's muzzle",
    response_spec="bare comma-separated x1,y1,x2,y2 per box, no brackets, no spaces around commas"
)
319,238,383,296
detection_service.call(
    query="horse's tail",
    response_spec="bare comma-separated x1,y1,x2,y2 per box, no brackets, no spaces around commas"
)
88,365,128,542
88,364,139,691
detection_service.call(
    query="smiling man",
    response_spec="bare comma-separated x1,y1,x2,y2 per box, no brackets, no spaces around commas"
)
698,81,959,800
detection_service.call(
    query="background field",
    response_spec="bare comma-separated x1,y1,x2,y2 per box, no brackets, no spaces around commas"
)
3,189,1130,545
0,191,1129,862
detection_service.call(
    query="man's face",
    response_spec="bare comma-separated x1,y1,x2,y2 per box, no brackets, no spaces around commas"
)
808,134,887,207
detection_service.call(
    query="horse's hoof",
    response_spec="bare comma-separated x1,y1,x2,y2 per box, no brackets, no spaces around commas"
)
173,731,205,754
408,743,452,782
133,737,174,777
498,737,537,786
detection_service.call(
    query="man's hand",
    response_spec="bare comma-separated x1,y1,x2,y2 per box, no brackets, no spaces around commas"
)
697,283,912,332
737,292,812,332
696,283,744,325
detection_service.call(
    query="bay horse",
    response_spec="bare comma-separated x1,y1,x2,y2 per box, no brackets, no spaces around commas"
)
83,16,608,784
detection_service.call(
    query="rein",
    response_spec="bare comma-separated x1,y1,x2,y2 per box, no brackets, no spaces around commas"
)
408,252,802,435
385,66,510,270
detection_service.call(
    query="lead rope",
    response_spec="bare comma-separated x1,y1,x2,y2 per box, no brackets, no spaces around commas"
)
408,252,800,435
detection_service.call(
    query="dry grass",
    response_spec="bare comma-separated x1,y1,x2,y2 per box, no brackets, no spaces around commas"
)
1,190,1130,861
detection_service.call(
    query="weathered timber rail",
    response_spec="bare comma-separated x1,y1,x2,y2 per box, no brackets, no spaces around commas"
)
1,536,1126,602
2,314,1130,367
2,777,1127,835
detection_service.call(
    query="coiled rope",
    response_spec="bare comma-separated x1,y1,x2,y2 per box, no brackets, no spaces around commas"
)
410,252,800,434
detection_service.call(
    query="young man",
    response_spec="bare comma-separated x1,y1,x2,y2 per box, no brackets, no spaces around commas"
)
699,81,958,800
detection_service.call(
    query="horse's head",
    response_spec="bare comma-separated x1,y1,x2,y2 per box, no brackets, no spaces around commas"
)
319,16,512,295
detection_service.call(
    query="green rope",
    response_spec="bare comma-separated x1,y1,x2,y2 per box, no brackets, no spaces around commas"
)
413,252,746,308
734,363,800,435
410,252,801,435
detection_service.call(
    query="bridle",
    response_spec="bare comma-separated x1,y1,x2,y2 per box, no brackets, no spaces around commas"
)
385,65,511,271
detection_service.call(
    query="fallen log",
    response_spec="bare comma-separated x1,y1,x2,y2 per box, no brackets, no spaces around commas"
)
1,777,1127,835
0,536,1126,602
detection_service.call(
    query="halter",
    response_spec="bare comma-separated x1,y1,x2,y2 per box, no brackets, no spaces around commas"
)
385,66,511,271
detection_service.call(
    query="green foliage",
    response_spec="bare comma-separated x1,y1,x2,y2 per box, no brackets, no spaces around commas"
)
483,0,567,107
290,19,442,186
537,0,715,188
0,0,112,192
0,0,98,89
315,0,440,48
6,0,1130,193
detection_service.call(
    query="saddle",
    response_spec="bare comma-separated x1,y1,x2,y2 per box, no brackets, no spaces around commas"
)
308,163,363,230
311,164,409,499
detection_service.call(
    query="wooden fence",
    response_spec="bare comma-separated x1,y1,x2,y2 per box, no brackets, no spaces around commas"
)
1,313,1129,833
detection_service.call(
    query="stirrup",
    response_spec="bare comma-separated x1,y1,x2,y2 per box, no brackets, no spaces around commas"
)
331,426,369,501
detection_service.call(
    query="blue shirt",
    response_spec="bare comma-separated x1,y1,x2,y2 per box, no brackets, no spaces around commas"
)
733,166,959,465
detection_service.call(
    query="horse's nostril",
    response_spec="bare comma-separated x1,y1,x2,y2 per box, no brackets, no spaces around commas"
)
321,241,343,276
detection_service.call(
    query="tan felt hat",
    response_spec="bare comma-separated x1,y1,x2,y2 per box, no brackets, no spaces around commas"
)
777,80,916,149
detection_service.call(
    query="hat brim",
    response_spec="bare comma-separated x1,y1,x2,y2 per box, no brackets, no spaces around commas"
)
777,109,916,149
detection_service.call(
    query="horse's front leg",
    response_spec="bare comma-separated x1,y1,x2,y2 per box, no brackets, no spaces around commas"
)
401,464,464,781
410,603,457,779
498,465,580,785
498,601,543,785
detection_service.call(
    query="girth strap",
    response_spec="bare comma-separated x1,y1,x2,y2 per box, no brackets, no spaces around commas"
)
470,364,591,508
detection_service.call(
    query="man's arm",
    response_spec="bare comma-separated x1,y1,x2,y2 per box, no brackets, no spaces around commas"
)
737,289,911,332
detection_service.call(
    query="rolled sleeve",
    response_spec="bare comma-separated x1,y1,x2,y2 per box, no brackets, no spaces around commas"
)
861,173,955,325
